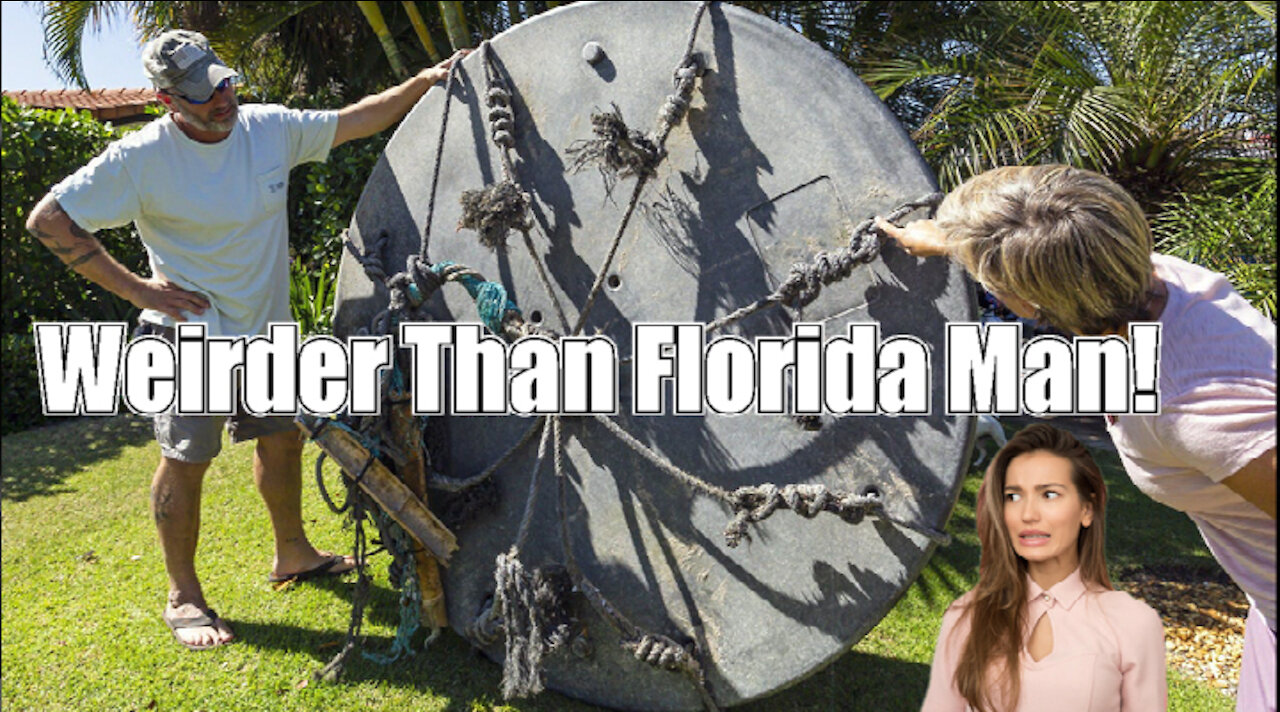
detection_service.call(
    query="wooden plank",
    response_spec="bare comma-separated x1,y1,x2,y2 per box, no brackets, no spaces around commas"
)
297,415,457,565
390,403,451,628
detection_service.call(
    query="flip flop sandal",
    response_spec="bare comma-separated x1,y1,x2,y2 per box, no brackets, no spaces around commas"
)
268,554,355,583
163,605,232,651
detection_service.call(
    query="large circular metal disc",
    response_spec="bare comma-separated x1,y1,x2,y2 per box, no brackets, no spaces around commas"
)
333,2,974,709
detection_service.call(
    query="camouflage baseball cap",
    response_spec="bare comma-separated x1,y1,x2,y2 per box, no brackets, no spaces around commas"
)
141,30,238,101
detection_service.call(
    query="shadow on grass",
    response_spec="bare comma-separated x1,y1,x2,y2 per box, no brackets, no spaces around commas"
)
233,577,604,711
738,650,932,711
1,413,155,502
1093,447,1225,576
912,472,981,610
188,419,1219,711
236,571,936,711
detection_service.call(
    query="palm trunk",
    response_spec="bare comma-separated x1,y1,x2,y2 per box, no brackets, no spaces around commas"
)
357,0,409,79
401,1,442,64
438,1,469,51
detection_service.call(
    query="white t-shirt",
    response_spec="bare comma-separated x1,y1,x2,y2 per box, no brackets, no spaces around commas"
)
1107,253,1276,629
52,104,339,337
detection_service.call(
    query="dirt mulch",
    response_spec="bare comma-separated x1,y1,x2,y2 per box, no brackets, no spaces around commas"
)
1118,572,1248,697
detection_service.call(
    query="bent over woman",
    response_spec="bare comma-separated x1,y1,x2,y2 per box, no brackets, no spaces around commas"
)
880,165,1275,711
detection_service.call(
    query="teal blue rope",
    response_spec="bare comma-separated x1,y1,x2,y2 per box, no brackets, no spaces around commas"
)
431,261,520,335
362,514,424,665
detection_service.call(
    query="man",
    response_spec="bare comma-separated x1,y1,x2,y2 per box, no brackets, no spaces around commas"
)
26,29,467,651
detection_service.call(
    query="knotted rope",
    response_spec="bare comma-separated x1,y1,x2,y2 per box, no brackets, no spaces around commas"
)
593,414,951,548
706,191,944,333
456,62,533,251
322,3,955,708
458,180,531,251
567,103,663,192
724,483,950,547
459,41,572,332
567,2,708,338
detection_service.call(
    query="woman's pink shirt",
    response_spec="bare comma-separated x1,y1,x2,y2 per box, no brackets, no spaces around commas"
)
922,569,1167,711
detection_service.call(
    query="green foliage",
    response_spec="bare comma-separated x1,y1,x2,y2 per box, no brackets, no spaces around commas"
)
1,96,148,434
1154,170,1277,318
285,116,387,267
863,2,1276,203
36,1,529,103
289,255,336,337
855,1,1276,317
1,96,146,333
1,333,43,436
282,93,389,336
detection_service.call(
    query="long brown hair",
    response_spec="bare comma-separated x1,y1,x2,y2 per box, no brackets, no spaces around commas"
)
952,423,1112,711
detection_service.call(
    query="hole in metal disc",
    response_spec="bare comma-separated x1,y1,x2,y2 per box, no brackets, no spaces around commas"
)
860,484,882,500
606,274,622,290
529,310,544,324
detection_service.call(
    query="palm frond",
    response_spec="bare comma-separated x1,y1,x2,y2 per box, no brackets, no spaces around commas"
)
38,1,130,89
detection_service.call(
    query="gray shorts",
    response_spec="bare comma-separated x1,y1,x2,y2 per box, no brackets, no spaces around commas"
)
135,322,297,463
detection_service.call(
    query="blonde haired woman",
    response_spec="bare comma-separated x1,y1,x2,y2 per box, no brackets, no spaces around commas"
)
878,165,1275,712
922,424,1166,711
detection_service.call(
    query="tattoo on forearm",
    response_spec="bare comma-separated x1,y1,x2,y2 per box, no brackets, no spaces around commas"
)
66,249,103,269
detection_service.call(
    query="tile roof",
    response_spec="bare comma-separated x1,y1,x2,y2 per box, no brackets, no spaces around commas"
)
3,88,160,122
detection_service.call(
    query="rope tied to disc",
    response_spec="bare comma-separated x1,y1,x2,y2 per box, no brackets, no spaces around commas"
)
492,557,576,698
458,180,531,251
344,228,525,340
723,483,949,547
706,191,944,333
594,414,951,548
567,103,663,191
629,633,696,671
480,421,584,699
456,62,533,251
321,2,957,708
567,1,710,338
565,34,704,194
454,16,724,702
456,41,572,332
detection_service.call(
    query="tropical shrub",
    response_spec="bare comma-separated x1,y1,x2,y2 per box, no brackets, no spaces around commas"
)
861,0,1276,318
1154,170,1277,318
1,97,146,335
1,97,148,434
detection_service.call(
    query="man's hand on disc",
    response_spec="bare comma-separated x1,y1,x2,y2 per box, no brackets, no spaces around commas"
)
129,276,210,322
874,217,951,258
420,49,471,84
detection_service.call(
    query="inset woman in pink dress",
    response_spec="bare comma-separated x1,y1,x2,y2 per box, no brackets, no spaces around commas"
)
922,424,1166,712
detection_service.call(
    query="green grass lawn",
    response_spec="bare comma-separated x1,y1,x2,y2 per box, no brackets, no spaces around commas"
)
2,414,1235,711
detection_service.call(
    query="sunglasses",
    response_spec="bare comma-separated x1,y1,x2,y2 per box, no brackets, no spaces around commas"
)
167,77,237,105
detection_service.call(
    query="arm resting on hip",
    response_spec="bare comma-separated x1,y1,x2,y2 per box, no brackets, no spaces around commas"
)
25,193,208,321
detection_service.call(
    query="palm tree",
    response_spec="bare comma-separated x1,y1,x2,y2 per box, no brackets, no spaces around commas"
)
36,1,514,101
859,1,1275,207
